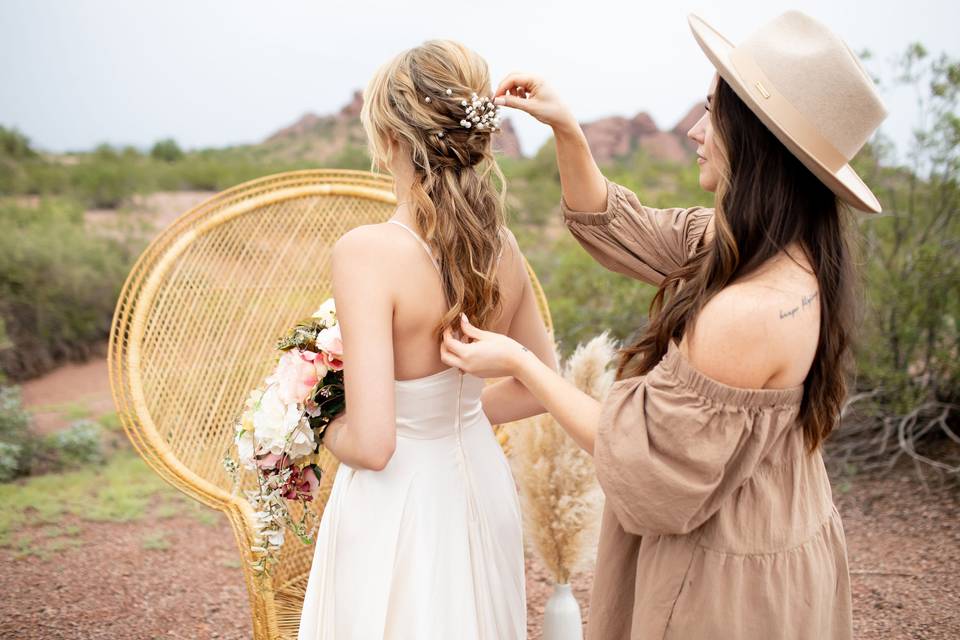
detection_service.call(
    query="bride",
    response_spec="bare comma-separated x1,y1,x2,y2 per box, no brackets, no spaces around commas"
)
297,39,556,640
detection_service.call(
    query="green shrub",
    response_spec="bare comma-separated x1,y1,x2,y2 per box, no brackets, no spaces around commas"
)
0,126,37,160
44,419,103,467
0,386,36,481
0,198,136,380
150,138,184,163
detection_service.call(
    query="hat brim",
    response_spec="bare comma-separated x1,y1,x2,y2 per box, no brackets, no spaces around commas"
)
687,13,882,213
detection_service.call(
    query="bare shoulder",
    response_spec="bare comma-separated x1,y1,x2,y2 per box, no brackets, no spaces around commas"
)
685,279,820,389
496,225,527,278
332,223,416,271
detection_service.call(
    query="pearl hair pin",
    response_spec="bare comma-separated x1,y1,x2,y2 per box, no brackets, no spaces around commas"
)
423,88,503,137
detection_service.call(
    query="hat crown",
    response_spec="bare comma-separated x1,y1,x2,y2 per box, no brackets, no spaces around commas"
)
740,11,887,160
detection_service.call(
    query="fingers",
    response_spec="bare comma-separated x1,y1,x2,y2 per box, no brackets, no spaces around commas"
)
442,327,468,357
459,313,485,339
439,336,466,370
493,93,529,109
494,72,538,99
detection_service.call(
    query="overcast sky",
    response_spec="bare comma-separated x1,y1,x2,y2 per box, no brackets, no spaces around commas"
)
1,0,957,160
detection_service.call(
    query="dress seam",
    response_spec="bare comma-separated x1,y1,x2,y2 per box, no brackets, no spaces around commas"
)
661,530,705,638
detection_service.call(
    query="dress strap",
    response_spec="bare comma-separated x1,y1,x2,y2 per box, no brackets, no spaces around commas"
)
387,219,441,275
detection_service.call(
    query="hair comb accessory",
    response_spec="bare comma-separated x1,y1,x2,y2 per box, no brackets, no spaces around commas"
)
422,88,502,135
459,92,501,132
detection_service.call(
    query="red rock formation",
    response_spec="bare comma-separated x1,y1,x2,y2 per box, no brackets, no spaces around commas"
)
265,112,323,143
492,118,523,159
639,132,690,165
339,90,364,118
264,93,705,166
579,104,704,164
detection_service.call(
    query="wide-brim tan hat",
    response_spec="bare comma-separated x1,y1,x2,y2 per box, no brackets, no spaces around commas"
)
688,11,888,213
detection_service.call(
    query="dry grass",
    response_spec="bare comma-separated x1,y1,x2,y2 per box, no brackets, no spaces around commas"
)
505,332,615,583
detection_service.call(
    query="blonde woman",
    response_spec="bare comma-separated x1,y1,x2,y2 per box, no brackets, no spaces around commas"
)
442,11,887,640
297,40,556,640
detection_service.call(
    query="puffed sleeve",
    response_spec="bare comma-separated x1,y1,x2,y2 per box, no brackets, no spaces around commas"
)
560,176,713,286
593,342,803,537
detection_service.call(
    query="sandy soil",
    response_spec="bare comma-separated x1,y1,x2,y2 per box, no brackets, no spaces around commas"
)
9,357,960,639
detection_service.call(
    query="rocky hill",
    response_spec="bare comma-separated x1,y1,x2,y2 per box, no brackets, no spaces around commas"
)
579,102,705,165
262,90,524,163
261,90,704,165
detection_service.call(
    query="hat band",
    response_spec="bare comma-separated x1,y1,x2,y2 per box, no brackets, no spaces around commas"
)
728,47,849,173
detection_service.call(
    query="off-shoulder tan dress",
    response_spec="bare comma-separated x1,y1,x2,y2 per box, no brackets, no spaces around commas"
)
561,177,853,640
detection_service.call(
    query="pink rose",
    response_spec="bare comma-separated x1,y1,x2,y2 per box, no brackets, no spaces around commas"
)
256,451,292,472
271,349,319,405
319,350,344,372
316,326,343,359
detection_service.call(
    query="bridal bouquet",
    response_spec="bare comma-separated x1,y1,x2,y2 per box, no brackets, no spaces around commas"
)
222,297,345,577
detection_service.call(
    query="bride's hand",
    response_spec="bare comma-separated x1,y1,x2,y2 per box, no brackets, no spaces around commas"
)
441,314,529,379
493,72,576,130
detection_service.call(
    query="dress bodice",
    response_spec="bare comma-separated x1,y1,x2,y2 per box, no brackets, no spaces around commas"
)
393,367,487,439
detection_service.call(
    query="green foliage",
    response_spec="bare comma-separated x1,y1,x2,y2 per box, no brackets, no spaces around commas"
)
150,138,184,163
0,386,37,481
523,231,656,354
0,450,191,552
0,126,37,160
0,199,137,380
43,419,104,467
853,45,960,413
504,143,712,355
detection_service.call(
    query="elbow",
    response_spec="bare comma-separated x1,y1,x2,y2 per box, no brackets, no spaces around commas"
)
361,439,396,471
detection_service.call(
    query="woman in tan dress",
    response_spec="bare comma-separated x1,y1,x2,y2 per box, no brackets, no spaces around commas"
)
439,11,887,640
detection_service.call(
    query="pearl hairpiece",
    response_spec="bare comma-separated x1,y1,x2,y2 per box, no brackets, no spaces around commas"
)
459,92,501,132
423,88,502,137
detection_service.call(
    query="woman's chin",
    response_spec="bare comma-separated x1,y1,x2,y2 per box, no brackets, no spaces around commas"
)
698,173,717,193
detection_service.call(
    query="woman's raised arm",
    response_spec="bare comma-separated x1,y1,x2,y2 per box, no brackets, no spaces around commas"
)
493,72,607,212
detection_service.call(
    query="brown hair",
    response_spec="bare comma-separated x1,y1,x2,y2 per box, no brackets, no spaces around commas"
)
360,39,506,338
616,77,858,451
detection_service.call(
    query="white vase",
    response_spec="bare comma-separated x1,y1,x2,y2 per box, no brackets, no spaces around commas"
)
543,582,583,640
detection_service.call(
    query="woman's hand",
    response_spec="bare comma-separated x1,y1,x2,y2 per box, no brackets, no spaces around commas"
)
493,72,576,131
441,314,532,379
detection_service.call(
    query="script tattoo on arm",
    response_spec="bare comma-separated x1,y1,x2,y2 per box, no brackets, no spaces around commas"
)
779,291,819,320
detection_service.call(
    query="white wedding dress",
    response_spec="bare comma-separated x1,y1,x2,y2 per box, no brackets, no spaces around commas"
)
297,220,526,640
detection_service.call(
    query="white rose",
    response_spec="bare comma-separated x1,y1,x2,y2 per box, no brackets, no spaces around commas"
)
287,417,316,460
311,298,337,328
253,385,302,455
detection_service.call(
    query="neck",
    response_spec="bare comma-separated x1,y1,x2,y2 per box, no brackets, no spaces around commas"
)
390,163,417,224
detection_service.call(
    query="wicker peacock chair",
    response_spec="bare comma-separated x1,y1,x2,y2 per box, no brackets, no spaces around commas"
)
108,169,553,639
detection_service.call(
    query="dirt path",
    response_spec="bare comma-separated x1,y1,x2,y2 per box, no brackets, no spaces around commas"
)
10,358,960,639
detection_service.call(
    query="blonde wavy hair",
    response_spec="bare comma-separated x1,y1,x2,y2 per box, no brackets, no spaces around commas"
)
360,39,507,338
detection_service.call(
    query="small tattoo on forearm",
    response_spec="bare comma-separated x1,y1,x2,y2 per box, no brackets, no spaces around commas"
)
520,346,529,353
779,291,818,320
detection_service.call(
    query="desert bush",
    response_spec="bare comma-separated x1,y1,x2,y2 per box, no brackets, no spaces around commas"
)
0,199,136,380
0,386,36,481
44,419,104,467
150,138,184,163
826,45,960,476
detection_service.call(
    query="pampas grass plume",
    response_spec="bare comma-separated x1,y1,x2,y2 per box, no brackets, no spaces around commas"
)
506,331,617,583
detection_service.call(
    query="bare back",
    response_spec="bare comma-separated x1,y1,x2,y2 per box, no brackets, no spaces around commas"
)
383,219,540,380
